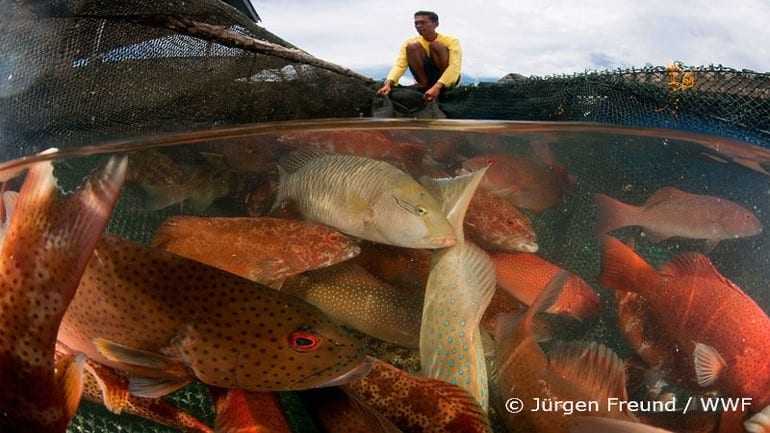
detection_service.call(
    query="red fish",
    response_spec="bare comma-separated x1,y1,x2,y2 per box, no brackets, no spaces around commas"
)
344,358,491,433
211,388,291,433
465,189,538,253
616,291,674,371
600,235,770,410
462,154,568,213
491,252,600,321
152,216,360,287
0,157,126,433
595,187,761,250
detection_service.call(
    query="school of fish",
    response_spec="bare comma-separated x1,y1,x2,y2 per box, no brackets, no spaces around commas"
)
1,127,769,433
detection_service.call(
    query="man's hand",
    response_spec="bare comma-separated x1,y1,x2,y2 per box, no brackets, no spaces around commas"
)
423,83,443,102
377,81,393,96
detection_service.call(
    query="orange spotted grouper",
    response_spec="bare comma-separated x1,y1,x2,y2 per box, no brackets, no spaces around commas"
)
494,271,636,433
491,252,600,322
344,358,491,433
599,235,770,423
419,168,496,410
0,157,126,433
465,189,538,253
57,234,370,397
152,216,360,287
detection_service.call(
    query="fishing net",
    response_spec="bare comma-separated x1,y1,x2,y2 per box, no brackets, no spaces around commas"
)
2,1,770,433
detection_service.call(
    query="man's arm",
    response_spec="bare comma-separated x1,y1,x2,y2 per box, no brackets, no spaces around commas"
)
437,37,462,87
378,41,409,96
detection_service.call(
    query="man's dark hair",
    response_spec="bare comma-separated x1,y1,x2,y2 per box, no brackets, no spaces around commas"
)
414,11,439,24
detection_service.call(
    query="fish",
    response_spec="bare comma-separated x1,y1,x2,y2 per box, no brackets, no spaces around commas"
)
480,288,526,336
126,149,234,212
152,216,361,287
461,153,568,213
594,187,761,251
301,387,404,433
282,262,423,348
344,358,491,433
351,242,432,292
494,271,635,433
55,346,214,433
465,189,538,253
274,151,455,248
599,235,770,410
419,168,496,409
490,252,600,321
57,233,370,395
277,130,427,173
0,157,126,433
211,387,291,433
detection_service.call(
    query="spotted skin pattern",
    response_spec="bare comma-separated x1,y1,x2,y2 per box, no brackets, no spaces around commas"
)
344,359,491,433
58,234,368,392
153,216,360,285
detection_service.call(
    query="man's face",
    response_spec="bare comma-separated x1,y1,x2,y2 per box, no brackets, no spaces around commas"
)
414,15,437,36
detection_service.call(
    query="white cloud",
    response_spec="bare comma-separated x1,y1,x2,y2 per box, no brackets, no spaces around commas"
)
251,0,770,79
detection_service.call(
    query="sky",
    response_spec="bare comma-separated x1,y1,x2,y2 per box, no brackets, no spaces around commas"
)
251,0,770,81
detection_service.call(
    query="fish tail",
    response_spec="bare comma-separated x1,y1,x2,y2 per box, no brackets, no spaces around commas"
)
270,165,288,213
522,270,569,334
599,235,659,295
594,193,637,235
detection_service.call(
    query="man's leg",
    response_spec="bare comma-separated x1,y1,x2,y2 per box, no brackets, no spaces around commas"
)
428,41,450,75
406,42,431,89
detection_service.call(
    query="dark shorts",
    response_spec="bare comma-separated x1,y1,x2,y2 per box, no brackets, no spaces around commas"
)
410,56,460,88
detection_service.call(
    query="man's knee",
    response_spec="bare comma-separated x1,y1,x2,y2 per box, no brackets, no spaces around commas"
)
428,41,449,56
406,42,423,55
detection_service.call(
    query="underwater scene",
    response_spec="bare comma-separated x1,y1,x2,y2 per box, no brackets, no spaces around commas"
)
2,119,770,433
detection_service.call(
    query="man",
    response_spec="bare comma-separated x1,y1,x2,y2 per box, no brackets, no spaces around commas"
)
377,11,462,102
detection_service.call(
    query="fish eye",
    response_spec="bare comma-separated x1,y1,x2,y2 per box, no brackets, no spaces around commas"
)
289,330,320,352
417,206,427,216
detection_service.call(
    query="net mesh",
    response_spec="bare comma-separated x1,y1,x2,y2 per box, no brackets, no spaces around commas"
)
2,1,770,433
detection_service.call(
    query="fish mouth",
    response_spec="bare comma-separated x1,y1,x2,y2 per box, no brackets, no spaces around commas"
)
313,356,373,388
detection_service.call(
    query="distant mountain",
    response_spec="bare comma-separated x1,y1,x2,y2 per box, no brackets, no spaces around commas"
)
353,65,499,84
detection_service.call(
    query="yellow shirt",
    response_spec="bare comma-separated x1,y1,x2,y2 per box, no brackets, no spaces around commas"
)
385,33,462,87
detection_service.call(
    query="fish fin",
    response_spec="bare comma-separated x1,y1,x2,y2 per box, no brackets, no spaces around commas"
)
569,416,674,433
129,377,190,399
744,404,770,433
419,167,488,239
703,239,719,254
548,341,629,403
693,342,727,387
737,157,770,177
599,235,659,296
55,352,87,420
84,360,130,414
278,150,326,174
93,338,180,371
266,278,285,290
594,193,638,235
660,253,747,297
0,190,18,228
527,270,569,324
462,243,497,305
214,389,291,433
644,186,685,207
